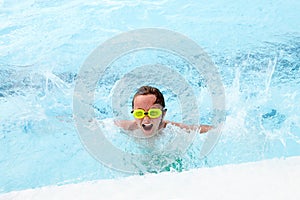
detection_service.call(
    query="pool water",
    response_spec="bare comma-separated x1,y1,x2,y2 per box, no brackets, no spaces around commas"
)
1,0,300,193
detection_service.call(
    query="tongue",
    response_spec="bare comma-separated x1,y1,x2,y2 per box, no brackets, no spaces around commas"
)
142,124,153,131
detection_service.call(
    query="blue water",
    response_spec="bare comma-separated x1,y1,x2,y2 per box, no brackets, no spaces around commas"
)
1,0,300,193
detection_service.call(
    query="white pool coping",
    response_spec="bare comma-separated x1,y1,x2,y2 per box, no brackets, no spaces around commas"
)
1,156,300,200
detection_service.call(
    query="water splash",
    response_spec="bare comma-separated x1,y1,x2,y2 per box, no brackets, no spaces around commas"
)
264,56,277,95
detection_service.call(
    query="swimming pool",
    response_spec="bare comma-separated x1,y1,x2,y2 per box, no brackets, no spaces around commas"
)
1,0,300,194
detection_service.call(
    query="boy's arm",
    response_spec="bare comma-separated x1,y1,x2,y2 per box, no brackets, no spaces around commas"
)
165,121,213,134
114,120,138,130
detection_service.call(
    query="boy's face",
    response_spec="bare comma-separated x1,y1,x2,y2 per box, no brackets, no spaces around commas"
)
133,94,165,137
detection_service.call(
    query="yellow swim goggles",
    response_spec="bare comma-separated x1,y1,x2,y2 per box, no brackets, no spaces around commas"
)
131,108,162,119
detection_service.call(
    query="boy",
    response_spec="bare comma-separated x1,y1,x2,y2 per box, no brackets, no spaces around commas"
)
115,86,212,137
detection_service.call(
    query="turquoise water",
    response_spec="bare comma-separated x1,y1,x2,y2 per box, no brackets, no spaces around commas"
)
1,0,300,193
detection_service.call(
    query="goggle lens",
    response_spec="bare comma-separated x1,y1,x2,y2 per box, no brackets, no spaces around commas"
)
132,109,162,119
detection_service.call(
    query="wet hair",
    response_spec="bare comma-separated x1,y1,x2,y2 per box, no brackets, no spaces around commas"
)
132,86,165,108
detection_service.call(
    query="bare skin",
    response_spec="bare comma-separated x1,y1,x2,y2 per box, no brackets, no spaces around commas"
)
114,94,213,136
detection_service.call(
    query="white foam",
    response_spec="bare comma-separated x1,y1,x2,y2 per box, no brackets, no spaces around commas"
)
1,156,299,200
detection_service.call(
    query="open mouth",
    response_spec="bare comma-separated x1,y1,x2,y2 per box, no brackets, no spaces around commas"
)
142,123,153,131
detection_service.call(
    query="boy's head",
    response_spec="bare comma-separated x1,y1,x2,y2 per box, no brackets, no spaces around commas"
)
131,86,167,136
